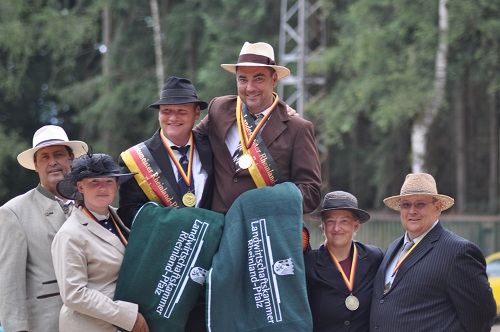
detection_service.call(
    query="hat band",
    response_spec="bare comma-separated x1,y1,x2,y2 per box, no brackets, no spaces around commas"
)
400,189,437,195
323,198,358,210
34,138,65,148
161,89,198,99
238,54,276,66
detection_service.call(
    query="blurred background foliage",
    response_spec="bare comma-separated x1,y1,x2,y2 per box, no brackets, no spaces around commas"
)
0,0,499,216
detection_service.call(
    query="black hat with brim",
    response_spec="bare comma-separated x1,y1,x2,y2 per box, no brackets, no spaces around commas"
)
57,153,136,200
310,191,371,223
148,76,208,110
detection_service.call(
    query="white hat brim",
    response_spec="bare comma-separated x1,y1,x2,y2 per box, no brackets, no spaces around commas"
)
221,63,291,80
17,141,88,170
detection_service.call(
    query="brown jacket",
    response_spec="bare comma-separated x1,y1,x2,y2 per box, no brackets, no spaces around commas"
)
195,95,321,214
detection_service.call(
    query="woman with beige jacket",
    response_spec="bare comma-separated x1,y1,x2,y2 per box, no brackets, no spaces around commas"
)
51,153,149,332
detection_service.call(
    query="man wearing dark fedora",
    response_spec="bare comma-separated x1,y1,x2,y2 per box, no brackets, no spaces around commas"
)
118,76,213,224
0,125,88,331
369,173,496,332
117,76,213,331
195,41,321,215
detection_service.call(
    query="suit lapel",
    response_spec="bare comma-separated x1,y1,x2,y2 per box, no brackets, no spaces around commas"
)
353,242,371,291
316,243,369,294
391,223,443,288
261,102,287,147
193,132,212,175
34,189,66,232
315,245,347,293
75,208,126,255
376,237,403,291
148,131,181,197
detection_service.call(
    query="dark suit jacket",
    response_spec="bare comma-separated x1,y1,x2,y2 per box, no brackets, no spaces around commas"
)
117,129,214,227
304,242,383,332
370,222,496,332
195,95,322,214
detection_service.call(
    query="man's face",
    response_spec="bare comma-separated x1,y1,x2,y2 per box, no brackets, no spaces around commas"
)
158,103,200,146
236,66,278,114
399,195,442,240
34,145,74,195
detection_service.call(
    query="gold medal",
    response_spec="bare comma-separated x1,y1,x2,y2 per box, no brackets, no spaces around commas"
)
182,192,196,207
238,154,253,169
345,294,359,311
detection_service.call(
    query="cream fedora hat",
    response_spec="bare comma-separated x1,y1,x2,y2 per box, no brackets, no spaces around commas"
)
383,173,454,211
17,125,88,170
221,42,290,80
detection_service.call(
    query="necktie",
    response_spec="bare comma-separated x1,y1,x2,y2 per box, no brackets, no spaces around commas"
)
233,113,264,172
171,145,194,197
383,240,415,294
400,240,415,258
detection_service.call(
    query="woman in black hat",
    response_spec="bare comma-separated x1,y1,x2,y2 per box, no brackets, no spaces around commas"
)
304,191,383,332
51,154,149,332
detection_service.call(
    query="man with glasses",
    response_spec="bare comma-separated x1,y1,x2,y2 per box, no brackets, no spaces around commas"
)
369,173,496,332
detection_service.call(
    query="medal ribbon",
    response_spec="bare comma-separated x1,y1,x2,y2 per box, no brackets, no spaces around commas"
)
82,207,128,246
236,94,280,187
160,130,194,188
391,228,432,277
237,92,278,149
327,243,358,292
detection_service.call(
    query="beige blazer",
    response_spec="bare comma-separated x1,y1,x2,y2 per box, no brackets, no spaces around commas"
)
0,186,65,332
51,206,137,332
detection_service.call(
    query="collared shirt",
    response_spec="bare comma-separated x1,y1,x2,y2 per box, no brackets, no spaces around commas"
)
165,136,207,207
55,196,74,219
37,184,74,218
384,219,439,285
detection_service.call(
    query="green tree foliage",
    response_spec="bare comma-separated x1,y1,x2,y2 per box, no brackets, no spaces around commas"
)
1,0,499,212
308,0,500,211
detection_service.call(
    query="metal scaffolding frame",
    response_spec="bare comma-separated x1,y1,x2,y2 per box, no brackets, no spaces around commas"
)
278,0,326,116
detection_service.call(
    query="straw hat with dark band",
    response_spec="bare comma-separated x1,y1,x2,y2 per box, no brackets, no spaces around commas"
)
221,42,290,80
383,173,454,211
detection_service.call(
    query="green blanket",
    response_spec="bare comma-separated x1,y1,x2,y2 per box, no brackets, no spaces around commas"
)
206,182,313,331
114,202,224,331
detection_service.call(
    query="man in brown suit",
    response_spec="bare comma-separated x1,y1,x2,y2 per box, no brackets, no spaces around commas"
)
195,41,321,214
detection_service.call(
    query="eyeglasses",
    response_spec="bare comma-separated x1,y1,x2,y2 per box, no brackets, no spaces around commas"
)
399,201,435,210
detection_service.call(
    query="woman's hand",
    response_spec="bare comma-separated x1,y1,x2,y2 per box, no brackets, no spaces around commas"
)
131,312,149,332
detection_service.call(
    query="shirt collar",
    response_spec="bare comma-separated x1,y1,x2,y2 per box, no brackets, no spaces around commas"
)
404,219,439,244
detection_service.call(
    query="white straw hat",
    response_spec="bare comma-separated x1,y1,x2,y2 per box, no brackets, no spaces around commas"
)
17,125,88,170
383,173,454,211
221,42,290,80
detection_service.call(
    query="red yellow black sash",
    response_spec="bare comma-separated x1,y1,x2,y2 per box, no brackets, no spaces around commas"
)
236,93,281,187
120,143,181,208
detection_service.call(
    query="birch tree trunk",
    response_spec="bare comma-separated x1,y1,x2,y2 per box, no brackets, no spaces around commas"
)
488,78,499,213
102,4,111,76
411,0,448,173
150,0,164,93
454,77,466,213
